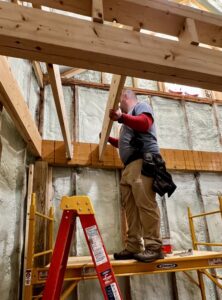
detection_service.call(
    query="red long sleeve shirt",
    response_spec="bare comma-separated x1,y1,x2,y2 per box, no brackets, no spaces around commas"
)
108,113,153,148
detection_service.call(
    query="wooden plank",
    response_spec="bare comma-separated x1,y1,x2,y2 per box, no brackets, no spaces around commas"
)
61,68,86,79
0,56,42,156
23,0,222,49
179,18,199,45
61,78,218,105
47,63,73,159
1,3,222,91
22,164,34,297
42,140,222,172
32,61,44,88
99,75,126,160
92,0,104,23
33,160,48,267
41,140,54,163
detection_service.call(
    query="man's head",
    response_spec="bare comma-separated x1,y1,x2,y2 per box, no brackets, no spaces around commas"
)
120,89,138,113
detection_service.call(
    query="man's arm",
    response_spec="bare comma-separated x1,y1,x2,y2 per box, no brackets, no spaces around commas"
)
108,137,119,148
118,113,153,132
109,108,153,132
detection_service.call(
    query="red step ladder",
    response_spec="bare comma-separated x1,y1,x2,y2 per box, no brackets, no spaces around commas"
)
42,196,123,300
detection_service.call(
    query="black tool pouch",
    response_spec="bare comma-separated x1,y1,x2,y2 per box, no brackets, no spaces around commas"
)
152,154,177,197
141,152,156,177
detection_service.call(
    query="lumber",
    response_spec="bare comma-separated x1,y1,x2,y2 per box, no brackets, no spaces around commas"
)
61,68,86,79
60,78,222,106
92,0,104,23
99,74,126,160
42,140,222,172
179,18,199,45
32,61,44,88
47,63,73,159
23,0,222,49
0,3,222,91
33,160,49,267
0,56,42,156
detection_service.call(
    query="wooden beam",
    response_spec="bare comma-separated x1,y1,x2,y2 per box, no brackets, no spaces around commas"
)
42,140,222,172
60,78,222,106
47,63,73,159
1,3,222,91
61,68,86,79
23,0,222,49
99,75,126,160
32,61,44,88
179,18,199,45
92,0,104,23
0,56,42,156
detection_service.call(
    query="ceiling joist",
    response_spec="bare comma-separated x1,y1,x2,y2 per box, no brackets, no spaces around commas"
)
0,56,42,156
22,0,222,48
0,2,222,91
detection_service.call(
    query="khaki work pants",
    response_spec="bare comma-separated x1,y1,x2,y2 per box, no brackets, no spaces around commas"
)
120,159,162,253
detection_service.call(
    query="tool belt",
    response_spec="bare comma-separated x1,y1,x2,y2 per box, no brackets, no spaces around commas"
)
141,152,176,197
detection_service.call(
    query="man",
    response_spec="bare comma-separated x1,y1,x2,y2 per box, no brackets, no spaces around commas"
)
108,89,164,263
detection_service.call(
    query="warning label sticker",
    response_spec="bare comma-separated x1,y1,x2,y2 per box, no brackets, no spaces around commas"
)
105,283,121,300
85,225,107,266
208,258,222,266
101,269,113,286
25,269,32,286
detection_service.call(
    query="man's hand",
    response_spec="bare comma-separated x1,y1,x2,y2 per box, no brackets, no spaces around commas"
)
109,108,122,121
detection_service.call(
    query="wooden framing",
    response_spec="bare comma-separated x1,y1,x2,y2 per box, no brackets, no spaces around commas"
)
0,3,222,91
60,68,86,79
42,140,222,172
47,63,73,159
92,0,104,23
22,0,222,48
60,77,222,106
32,61,44,88
179,18,199,45
0,56,42,156
99,75,126,160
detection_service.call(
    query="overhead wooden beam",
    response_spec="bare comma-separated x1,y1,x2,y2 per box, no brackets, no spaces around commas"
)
23,0,222,49
1,3,222,91
99,75,126,160
0,56,42,156
32,61,44,88
179,18,199,45
47,63,73,159
61,68,86,79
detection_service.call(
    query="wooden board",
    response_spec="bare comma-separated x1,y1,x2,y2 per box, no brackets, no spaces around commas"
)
0,56,42,156
42,140,222,172
99,74,126,160
23,0,222,49
1,3,222,91
47,63,72,159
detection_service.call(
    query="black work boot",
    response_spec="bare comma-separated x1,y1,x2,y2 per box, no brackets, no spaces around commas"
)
114,249,136,260
134,247,164,263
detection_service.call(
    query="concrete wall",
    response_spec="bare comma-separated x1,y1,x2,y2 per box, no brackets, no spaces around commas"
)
0,57,40,300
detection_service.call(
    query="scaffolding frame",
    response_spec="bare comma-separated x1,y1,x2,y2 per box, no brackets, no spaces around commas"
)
187,195,222,300
23,194,222,300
